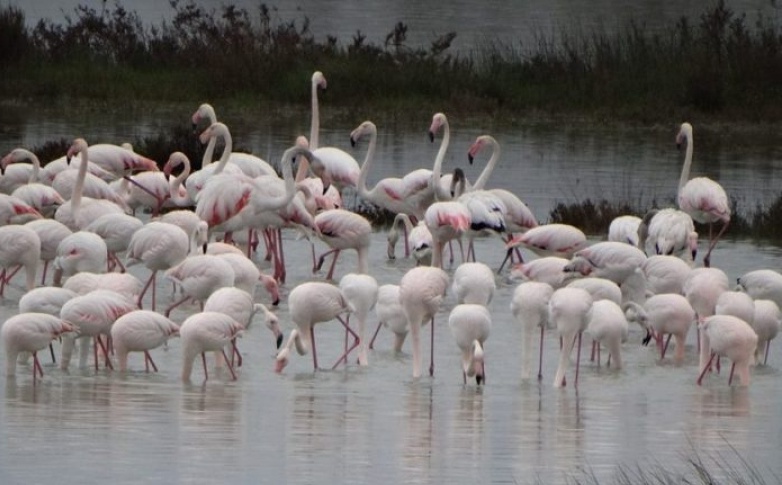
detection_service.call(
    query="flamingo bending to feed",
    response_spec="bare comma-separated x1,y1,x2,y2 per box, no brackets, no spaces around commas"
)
696,315,757,386
214,252,280,306
17,287,79,364
511,281,554,380
1,148,66,217
111,310,180,372
2,313,75,385
624,294,696,364
676,122,730,267
52,231,108,286
386,212,432,265
549,287,593,388
368,284,408,352
275,281,356,373
25,219,73,285
0,224,41,297
63,272,143,300
451,262,495,306
399,266,450,378
0,193,43,225
448,303,491,385
585,300,628,369
750,299,781,365
59,289,137,371
607,215,642,246
84,213,144,272
507,223,587,259
313,209,371,280
180,311,244,382
204,287,283,353
125,221,190,311
683,267,730,373
641,255,692,296
642,208,698,263
511,256,572,289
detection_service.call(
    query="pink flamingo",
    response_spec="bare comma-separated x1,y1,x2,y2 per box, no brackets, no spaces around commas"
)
368,284,408,352
641,255,692,295
25,219,73,285
676,122,730,267
683,267,729,374
0,193,42,225
424,200,470,268
386,212,433,265
0,225,41,297
18,286,78,364
180,311,244,382
511,281,554,380
510,256,572,289
163,254,235,317
399,266,450,378
313,209,371,280
59,289,138,371
625,294,696,364
214,252,280,306
204,287,283,352
161,152,194,206
507,223,588,259
274,281,356,372
339,273,379,366
451,261,496,306
696,315,757,386
750,299,781,365
2,313,75,385
125,221,190,311
63,272,143,300
448,303,492,385
84,213,143,272
736,269,782,305
585,299,628,369
111,310,180,372
549,286,593,388
1,148,65,217
607,215,642,246
642,208,698,263
52,231,108,285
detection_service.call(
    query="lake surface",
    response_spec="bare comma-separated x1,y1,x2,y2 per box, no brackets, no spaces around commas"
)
1,230,782,484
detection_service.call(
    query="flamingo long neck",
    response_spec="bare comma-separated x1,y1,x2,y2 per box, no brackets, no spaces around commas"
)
356,125,379,201
357,245,369,275
256,147,301,212
471,137,500,191
181,342,199,382
200,111,219,168
431,119,451,201
71,144,90,219
295,153,310,182
677,131,694,198
25,150,41,183
169,157,192,206
310,80,321,150
213,129,233,175
394,213,414,235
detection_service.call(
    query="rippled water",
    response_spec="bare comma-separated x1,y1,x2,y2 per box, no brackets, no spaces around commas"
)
1,230,782,484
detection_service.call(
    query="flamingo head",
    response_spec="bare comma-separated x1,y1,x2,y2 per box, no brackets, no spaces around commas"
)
66,138,88,164
163,153,185,180
428,113,446,142
472,341,485,385
676,122,693,149
191,103,216,131
467,136,487,165
57,320,78,337
274,348,290,373
563,256,593,277
259,274,280,307
0,149,23,174
349,121,375,148
312,71,327,91
689,231,699,261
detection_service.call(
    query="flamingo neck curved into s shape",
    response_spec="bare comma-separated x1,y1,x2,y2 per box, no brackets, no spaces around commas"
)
471,136,501,191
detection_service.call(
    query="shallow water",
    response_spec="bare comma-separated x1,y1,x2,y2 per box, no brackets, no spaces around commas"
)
1,230,781,484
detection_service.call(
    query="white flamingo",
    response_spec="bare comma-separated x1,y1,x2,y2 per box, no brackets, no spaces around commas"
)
111,310,180,372
448,303,491,385
180,311,244,382
696,315,757,386
368,284,408,352
549,286,593,388
586,299,628,369
25,219,73,285
511,281,554,380
451,261,495,306
624,294,696,364
386,212,432,265
399,266,449,378
2,313,75,385
607,215,642,246
750,299,781,365
163,254,235,317
0,224,41,297
339,273,379,366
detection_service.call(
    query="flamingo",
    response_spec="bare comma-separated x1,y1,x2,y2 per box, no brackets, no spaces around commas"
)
38,155,115,187
510,281,554,380
111,310,180,372
125,221,190,311
156,209,209,255
736,269,782,306
564,241,648,305
18,286,79,363
510,256,572,289
306,71,360,193
75,141,159,179
350,120,412,216
25,219,73,285
676,122,730,267
0,150,35,194
214,252,280,306
448,303,491,385
641,255,692,296
642,208,698,263
585,299,628,369
0,193,43,225
59,289,137,371
506,223,588,259
451,262,496,306
683,267,730,373
549,286,593,388
716,291,756,326
696,315,757,386
750,299,781,365
184,122,244,203
274,281,356,372
2,313,75,385
313,209,371,280
399,266,450,378
191,103,276,178
63,272,143,300
386,212,432,265
566,278,622,305
52,231,108,286
339,273,379,366
427,112,458,203
1,148,65,216
54,138,128,231
625,294,696,364
607,215,642,246
180,311,244,382
368,284,408,352
449,182,507,262
83,213,144,272
161,152,194,207
163,254,235,317
204,287,283,351
0,224,41,297
424,200,470,268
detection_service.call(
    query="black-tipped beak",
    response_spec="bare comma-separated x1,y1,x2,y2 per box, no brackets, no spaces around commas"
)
428,131,434,143
476,374,484,385
692,249,698,260
0,167,4,175
276,333,283,349
272,298,280,307
322,184,330,196
468,154,474,164
350,137,357,148
66,155,72,165
642,329,652,346
191,122,198,133
202,243,208,254
450,190,455,197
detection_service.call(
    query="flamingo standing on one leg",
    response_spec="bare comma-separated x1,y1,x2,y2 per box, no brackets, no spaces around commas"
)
549,287,593,388
2,313,75,385
399,266,450,378
274,281,356,373
675,122,730,267
511,281,554,380
448,303,491,385
111,310,180,372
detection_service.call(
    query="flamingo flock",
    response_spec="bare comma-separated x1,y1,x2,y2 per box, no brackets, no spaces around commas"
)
0,71,777,392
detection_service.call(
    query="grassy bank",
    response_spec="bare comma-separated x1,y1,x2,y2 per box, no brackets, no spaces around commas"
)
4,1,782,124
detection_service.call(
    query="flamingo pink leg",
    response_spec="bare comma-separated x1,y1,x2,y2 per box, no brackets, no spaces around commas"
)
137,271,157,310
201,352,209,381
728,362,736,385
697,352,717,385
764,341,771,365
429,317,435,377
164,296,192,318
537,325,545,380
144,351,158,372
368,321,383,350
220,348,237,380
32,351,44,386
661,334,672,360
310,326,319,371
574,332,583,388
331,315,360,369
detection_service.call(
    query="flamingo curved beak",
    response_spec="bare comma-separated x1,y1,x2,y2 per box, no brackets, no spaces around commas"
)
276,333,284,349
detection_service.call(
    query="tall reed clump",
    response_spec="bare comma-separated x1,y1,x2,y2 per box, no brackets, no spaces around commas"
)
4,1,782,121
